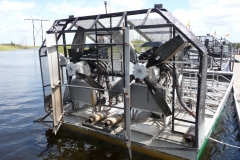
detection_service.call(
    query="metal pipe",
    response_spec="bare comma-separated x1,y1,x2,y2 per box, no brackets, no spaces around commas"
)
32,19,35,46
171,27,175,132
104,1,107,14
88,111,108,123
183,125,195,143
104,114,123,127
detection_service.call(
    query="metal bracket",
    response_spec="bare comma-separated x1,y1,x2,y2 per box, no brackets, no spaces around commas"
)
33,112,52,123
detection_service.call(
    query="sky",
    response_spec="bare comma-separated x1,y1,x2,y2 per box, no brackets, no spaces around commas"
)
0,0,239,46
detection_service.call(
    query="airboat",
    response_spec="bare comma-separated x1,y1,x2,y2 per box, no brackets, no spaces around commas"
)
37,4,234,160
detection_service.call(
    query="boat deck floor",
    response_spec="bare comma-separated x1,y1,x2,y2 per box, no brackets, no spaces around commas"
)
61,71,231,160
63,102,215,147
62,96,227,160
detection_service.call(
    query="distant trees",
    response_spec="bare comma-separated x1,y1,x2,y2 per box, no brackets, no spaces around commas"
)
234,43,240,54
235,43,240,49
131,39,146,53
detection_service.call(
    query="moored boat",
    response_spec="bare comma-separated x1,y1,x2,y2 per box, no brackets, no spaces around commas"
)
37,4,234,159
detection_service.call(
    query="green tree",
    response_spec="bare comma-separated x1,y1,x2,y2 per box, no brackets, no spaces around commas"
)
235,43,240,49
234,43,240,54
131,39,146,53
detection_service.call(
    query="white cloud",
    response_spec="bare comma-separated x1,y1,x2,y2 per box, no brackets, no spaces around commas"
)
43,0,147,19
0,0,41,45
0,0,239,45
173,0,240,41
0,0,36,12
110,0,147,11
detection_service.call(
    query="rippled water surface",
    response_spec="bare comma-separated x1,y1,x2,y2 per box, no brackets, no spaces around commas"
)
0,49,239,160
200,93,240,160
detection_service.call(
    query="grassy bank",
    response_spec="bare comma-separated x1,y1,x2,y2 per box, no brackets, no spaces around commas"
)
0,44,37,51
58,46,71,54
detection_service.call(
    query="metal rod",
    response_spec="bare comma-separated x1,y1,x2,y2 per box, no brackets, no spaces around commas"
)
80,57,122,61
127,21,152,42
141,8,152,25
62,33,67,57
123,27,132,159
33,112,52,122
220,46,224,70
38,45,48,113
174,118,195,124
133,23,173,29
55,43,125,46
41,20,43,43
110,16,114,81
96,21,111,34
91,71,124,77
138,60,200,64
141,31,171,34
32,19,35,46
90,15,101,29
68,17,79,30
47,27,123,34
104,1,107,14
172,26,175,132
97,104,124,110
60,84,121,93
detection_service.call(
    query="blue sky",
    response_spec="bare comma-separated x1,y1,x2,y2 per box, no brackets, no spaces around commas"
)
0,0,239,46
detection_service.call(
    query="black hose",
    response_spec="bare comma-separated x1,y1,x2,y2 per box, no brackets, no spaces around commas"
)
165,65,196,118
234,58,240,63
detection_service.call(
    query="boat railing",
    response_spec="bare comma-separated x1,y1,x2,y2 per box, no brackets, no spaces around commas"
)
181,71,230,112
183,73,229,86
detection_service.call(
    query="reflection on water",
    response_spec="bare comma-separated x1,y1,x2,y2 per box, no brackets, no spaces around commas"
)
0,49,239,160
0,49,46,160
37,128,160,160
200,93,240,160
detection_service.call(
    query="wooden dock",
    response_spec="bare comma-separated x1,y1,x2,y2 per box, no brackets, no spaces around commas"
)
233,55,240,128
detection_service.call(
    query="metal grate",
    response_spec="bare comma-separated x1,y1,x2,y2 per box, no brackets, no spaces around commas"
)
109,51,122,72
43,85,51,96
39,53,52,111
40,56,50,87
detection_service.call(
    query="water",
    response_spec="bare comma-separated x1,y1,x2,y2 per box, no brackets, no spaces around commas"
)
0,49,239,160
199,93,240,160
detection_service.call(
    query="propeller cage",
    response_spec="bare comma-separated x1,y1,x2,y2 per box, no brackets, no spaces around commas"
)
39,5,209,153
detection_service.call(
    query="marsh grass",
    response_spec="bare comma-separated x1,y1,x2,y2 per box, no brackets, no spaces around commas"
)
0,43,37,51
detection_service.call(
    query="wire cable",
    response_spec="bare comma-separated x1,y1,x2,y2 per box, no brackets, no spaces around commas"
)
36,0,50,17
208,137,240,149
72,0,94,13
46,0,73,19
48,0,94,19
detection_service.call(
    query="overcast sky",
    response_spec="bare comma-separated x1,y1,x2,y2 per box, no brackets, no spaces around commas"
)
0,0,239,46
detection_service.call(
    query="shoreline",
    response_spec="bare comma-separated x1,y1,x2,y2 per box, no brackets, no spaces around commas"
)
0,44,38,51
